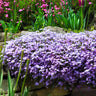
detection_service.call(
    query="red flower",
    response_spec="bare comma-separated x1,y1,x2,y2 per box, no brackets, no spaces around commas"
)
78,0,85,7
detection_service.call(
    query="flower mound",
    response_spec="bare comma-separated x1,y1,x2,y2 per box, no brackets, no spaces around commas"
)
3,30,96,90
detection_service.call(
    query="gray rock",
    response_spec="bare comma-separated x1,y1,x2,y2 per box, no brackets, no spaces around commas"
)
0,79,20,94
0,42,4,46
72,87,96,96
20,26,67,36
20,31,33,36
35,87,68,96
0,32,5,42
43,26,67,34
0,26,66,43
0,32,11,42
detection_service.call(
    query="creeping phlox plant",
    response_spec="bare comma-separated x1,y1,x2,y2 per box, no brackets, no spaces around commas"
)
2,30,96,90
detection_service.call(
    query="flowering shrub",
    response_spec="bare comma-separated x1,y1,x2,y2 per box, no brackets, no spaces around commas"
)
0,0,36,27
2,30,96,90
0,0,95,31
35,0,69,17
0,0,71,30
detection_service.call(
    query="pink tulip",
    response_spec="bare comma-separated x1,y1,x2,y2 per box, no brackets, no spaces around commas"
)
58,12,62,15
42,0,45,3
41,4,48,8
78,0,84,7
16,21,19,23
66,2,68,5
35,3,39,6
11,19,13,21
0,0,3,7
45,14,48,17
14,0,16,3
19,9,23,12
20,20,22,23
53,14,55,17
4,2,9,7
5,14,8,18
54,5,60,10
88,2,92,5
43,9,47,13
7,8,11,10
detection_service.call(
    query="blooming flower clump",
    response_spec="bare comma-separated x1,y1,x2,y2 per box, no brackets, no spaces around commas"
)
2,30,96,90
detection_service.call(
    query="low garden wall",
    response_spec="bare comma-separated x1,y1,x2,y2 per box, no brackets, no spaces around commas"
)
0,74,68,96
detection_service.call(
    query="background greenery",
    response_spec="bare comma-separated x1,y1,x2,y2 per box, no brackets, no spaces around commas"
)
0,0,96,34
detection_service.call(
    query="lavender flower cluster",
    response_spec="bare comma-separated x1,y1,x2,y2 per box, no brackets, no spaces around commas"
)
2,30,96,90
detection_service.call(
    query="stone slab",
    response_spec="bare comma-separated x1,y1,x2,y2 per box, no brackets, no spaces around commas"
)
35,87,68,96
72,87,96,96
0,79,20,94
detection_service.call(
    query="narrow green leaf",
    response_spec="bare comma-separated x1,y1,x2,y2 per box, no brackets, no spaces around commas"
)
14,50,24,93
0,69,3,88
0,20,7,32
23,87,29,96
21,59,29,96
8,71,14,96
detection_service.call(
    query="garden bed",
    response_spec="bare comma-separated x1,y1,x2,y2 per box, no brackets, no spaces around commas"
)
1,28,96,96
0,0,96,96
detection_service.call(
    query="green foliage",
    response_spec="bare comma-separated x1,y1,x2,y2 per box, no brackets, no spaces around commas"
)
47,13,54,26
55,9,84,30
0,59,29,96
0,43,29,96
7,70,29,96
21,59,29,96
72,0,95,29
14,50,24,92
46,3,55,26
32,9,46,31
0,69,3,89
0,20,21,38
0,20,7,32
0,0,95,33
22,87,29,96
68,10,80,30
0,39,3,94
31,8,55,31
30,0,86,31
8,71,14,96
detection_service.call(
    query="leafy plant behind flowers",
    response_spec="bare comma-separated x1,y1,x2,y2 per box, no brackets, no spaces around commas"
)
72,0,94,29
0,20,21,38
0,0,95,32
31,8,46,31
55,9,84,30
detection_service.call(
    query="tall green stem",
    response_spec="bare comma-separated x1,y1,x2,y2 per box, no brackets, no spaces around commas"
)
14,50,24,92
21,59,29,96
80,7,84,30
86,7,90,28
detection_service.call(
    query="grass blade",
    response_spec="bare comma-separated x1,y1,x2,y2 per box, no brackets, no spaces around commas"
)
23,87,29,96
0,20,7,32
8,71,14,96
21,59,29,96
0,69,3,88
14,50,24,92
